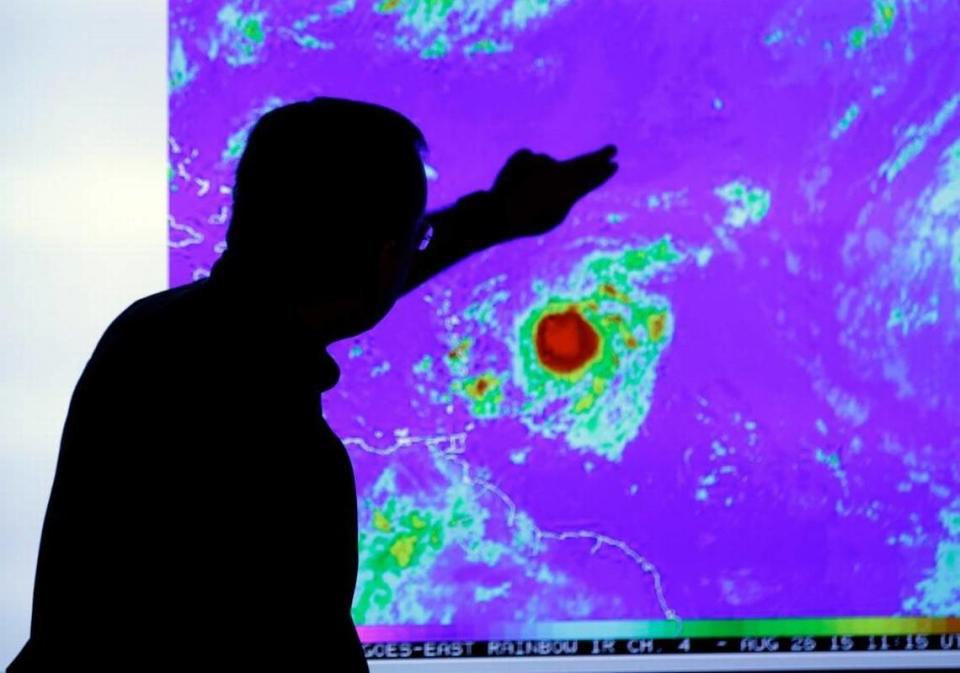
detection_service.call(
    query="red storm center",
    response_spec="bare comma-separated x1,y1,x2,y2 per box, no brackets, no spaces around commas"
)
535,307,600,374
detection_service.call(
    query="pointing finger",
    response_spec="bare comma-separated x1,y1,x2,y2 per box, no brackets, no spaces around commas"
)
561,144,618,168
561,152,619,197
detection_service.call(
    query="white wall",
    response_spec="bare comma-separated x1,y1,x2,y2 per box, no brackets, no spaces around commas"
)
0,0,166,664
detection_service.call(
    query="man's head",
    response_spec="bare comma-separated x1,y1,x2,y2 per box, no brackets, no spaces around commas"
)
225,97,429,342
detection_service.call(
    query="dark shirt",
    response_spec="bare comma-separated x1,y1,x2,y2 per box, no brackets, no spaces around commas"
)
8,256,368,672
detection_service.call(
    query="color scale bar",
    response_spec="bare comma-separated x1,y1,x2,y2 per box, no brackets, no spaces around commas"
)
358,617,960,642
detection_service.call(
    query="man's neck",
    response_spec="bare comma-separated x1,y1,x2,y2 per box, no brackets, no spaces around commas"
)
208,251,342,390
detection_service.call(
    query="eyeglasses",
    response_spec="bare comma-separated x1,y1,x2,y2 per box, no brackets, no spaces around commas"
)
417,220,434,252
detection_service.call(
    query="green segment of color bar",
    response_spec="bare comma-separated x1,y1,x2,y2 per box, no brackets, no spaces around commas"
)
530,617,960,639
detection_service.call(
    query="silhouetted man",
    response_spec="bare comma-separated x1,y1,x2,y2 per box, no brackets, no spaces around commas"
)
8,97,617,671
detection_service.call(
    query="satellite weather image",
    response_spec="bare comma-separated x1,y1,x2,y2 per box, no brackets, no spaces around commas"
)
169,0,960,639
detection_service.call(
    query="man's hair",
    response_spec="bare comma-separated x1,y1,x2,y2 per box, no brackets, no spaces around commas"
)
226,97,428,259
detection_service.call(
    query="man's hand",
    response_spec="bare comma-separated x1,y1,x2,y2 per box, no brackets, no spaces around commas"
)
488,144,619,242
402,144,619,293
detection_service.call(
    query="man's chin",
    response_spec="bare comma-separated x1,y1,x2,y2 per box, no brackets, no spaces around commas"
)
295,292,398,344
328,305,394,343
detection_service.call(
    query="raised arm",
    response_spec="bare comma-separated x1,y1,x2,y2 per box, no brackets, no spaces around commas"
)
403,144,619,293
402,189,504,292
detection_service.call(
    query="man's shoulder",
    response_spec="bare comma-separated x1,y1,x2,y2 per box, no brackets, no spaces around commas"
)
91,280,214,365
117,280,211,327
